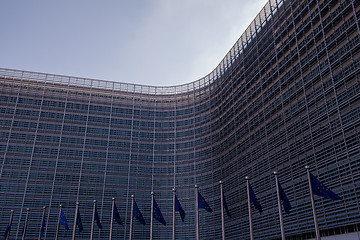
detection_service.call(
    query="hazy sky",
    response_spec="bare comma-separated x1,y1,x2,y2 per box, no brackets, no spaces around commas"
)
0,0,268,86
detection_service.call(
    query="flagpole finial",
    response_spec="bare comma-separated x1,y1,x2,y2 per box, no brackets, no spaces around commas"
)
172,188,176,192
151,191,155,195
93,200,97,203
219,180,223,184
59,204,63,208
10,209,14,213
43,206,46,209
305,165,310,169
26,208,30,212
112,197,115,201
195,184,199,188
76,202,80,205
245,176,250,180
273,171,278,175
131,194,135,198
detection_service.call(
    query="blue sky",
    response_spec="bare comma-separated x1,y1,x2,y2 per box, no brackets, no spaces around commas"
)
0,0,268,86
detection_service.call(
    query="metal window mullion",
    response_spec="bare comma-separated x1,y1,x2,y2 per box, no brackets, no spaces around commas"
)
47,77,71,240
16,75,47,239
0,71,24,178
99,82,115,240
289,1,318,168
76,83,93,201
317,0,359,206
124,85,137,240
151,88,157,192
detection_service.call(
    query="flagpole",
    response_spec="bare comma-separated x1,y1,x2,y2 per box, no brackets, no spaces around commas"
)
129,195,135,240
195,184,200,240
109,198,115,240
72,202,79,240
5,209,14,240
172,188,176,240
219,181,226,240
306,166,321,240
245,176,254,240
150,192,155,240
21,208,30,240
274,171,285,240
90,200,97,240
38,206,46,240
55,205,62,240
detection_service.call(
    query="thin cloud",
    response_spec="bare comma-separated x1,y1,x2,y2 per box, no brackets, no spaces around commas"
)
0,0,269,86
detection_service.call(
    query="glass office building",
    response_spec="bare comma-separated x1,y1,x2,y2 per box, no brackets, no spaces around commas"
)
0,0,359,239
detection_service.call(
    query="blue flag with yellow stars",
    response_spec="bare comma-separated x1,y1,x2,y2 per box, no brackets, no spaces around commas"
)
76,209,83,232
198,192,212,213
94,205,103,229
310,173,342,200
175,195,186,222
249,183,262,214
59,209,69,230
223,194,231,217
4,223,11,239
40,212,46,236
153,198,166,225
113,202,123,225
278,182,291,214
134,201,146,225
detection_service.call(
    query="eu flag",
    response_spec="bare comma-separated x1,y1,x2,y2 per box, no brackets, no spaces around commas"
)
278,183,291,214
249,183,262,214
223,194,231,217
310,173,342,200
40,213,46,236
153,198,166,225
175,195,186,222
59,209,69,230
113,202,123,225
198,192,212,213
134,201,146,225
4,224,11,239
94,206,103,229
76,209,83,232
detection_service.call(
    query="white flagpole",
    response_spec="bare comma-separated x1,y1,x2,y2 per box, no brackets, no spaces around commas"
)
172,188,176,240
195,184,200,240
22,208,30,240
55,205,62,240
150,192,155,240
5,209,14,240
245,176,254,240
109,198,115,240
38,206,46,240
219,181,226,240
91,200,97,240
129,195,135,240
72,202,79,240
306,166,321,240
274,171,285,240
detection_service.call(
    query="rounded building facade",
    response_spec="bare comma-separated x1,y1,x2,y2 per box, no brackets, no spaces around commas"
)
0,0,360,239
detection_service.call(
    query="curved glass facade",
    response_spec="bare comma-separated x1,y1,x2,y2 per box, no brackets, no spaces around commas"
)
0,0,360,239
